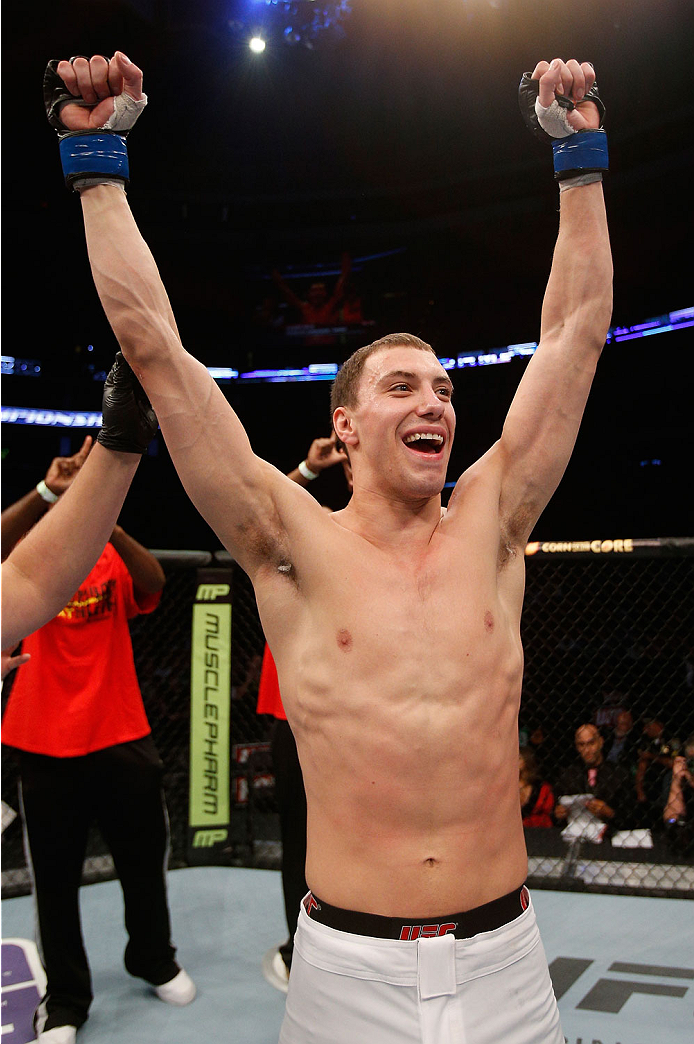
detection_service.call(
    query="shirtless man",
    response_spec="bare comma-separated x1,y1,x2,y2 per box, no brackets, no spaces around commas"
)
46,50,611,1043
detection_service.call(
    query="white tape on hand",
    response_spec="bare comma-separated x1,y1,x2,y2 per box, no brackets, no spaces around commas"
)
534,98,575,140
101,92,148,132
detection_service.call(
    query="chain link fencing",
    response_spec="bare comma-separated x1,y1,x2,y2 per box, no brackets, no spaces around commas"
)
2,539,693,899
520,538,694,897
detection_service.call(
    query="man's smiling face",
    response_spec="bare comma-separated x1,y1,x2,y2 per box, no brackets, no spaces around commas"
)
336,345,456,501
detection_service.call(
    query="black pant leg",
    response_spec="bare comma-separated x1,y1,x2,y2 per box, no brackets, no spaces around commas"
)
93,736,178,985
270,718,307,969
19,752,93,1031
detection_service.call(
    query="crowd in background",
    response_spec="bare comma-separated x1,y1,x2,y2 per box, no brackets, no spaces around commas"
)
518,706,694,855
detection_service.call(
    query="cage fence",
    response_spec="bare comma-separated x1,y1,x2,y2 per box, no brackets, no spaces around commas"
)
2,539,693,899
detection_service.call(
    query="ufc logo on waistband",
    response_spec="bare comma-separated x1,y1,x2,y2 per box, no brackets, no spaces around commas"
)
303,894,321,916
399,923,458,941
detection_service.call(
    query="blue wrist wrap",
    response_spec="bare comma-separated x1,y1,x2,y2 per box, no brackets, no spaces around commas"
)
58,132,129,188
552,129,608,181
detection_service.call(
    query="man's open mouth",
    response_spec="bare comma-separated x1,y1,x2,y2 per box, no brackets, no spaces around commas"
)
403,432,445,455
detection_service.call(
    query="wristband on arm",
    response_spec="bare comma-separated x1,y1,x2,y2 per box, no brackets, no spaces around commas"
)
58,131,130,190
298,460,319,481
552,130,608,186
36,480,60,504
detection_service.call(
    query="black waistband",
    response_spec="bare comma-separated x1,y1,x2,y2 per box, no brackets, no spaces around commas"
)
302,885,530,941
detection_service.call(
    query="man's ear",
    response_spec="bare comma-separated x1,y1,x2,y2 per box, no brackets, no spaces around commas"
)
333,407,357,447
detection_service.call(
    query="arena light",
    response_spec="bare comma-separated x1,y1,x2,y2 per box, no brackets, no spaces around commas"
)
1,356,42,376
232,1,352,50
207,367,240,381
605,306,694,344
239,364,338,383
249,35,266,53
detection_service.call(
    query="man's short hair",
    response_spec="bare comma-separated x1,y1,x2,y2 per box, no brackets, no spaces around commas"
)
330,333,435,417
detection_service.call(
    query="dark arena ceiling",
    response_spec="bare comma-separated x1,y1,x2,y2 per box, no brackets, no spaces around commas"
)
7,0,693,328
3,0,693,544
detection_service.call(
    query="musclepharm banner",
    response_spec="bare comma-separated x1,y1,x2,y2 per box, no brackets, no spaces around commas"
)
188,568,232,864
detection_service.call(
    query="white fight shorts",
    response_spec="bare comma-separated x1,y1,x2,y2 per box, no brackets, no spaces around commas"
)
279,891,564,1044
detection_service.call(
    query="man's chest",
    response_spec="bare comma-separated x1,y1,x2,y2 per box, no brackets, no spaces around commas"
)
305,542,518,665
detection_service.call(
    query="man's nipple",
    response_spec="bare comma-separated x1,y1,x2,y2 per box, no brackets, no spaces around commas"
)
336,628,353,651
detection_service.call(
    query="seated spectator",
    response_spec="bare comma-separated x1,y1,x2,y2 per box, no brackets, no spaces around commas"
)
519,747,555,828
519,718,552,782
635,717,678,830
554,723,630,841
662,734,694,856
605,709,639,766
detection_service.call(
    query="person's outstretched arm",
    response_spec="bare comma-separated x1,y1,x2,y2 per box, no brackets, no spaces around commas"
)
2,446,139,649
490,59,613,548
285,434,347,487
664,757,691,823
1,436,92,560
325,252,352,311
50,53,315,577
1,353,157,648
272,268,304,315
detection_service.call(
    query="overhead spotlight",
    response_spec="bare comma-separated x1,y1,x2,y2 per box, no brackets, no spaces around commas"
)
230,2,351,50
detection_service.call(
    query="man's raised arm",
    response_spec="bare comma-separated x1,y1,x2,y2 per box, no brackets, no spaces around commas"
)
47,53,295,574
495,59,613,545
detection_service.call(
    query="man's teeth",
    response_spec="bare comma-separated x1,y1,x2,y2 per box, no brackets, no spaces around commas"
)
404,433,444,445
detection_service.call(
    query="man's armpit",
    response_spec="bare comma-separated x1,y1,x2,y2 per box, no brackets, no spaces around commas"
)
234,508,291,567
500,502,537,559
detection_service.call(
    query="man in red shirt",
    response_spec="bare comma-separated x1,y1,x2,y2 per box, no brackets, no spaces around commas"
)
2,410,195,1043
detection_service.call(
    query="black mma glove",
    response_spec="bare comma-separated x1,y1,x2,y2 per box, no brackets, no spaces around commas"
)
97,352,158,454
43,57,147,190
518,71,608,184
